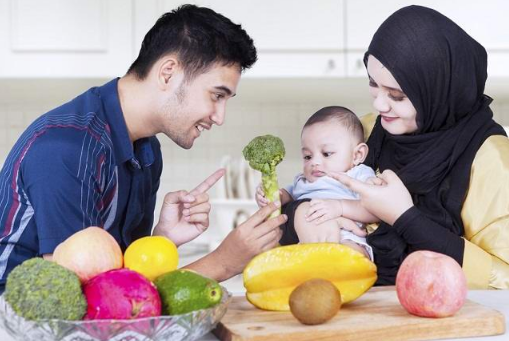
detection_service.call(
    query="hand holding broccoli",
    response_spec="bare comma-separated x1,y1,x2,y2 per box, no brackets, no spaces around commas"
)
243,135,285,218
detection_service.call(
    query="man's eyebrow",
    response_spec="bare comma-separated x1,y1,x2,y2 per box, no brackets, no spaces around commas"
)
215,86,236,97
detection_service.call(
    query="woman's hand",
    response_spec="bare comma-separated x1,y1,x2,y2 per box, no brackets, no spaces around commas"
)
329,170,413,225
305,199,343,224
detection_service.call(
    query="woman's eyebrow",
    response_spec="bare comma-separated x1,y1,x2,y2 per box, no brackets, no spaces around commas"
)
369,75,404,93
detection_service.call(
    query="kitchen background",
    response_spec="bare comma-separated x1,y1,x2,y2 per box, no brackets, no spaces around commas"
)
1,0,508,261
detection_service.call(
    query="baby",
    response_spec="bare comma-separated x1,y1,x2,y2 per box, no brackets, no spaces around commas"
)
256,106,378,259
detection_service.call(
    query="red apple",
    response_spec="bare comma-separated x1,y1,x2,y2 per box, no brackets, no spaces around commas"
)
396,250,467,318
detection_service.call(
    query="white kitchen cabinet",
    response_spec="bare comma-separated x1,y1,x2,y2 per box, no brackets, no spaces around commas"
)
0,0,133,78
345,0,509,77
133,0,346,78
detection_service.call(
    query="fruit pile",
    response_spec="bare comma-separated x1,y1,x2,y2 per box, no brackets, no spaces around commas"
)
243,244,468,325
4,226,223,321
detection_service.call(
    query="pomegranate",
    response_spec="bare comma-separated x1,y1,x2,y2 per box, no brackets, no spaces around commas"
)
396,250,467,318
83,268,161,320
53,226,123,283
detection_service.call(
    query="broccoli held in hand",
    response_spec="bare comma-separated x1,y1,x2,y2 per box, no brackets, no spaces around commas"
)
243,135,285,218
5,258,86,320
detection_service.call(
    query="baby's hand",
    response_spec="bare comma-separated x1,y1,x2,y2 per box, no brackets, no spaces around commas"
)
305,199,343,224
338,218,368,237
255,184,269,208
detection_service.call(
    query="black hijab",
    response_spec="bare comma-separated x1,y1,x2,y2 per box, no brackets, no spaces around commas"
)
364,6,506,284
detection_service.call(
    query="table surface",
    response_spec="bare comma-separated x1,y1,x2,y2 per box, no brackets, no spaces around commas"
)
199,289,509,341
0,289,506,341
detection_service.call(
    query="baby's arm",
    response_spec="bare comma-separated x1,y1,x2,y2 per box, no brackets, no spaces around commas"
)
279,188,292,206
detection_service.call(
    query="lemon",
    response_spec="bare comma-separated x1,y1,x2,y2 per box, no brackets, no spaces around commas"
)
124,236,179,281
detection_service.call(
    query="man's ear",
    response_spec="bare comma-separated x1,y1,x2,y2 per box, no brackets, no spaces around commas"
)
353,142,369,165
156,56,180,90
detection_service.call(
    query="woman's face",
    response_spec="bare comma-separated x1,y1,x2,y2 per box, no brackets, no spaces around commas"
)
366,55,418,135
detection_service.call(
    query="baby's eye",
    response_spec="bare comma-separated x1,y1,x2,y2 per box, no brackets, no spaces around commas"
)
303,155,311,160
323,152,333,157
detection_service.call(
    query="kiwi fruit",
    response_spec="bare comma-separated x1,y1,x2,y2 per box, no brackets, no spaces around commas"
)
289,278,342,325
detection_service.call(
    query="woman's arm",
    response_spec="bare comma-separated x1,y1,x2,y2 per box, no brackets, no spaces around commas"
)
460,135,509,289
341,199,379,223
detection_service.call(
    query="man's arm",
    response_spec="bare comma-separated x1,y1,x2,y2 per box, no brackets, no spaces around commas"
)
183,202,286,282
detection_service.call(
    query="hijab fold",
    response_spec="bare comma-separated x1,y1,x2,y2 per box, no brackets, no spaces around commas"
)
364,6,506,284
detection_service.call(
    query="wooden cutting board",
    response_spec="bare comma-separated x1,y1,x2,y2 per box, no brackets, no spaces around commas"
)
213,287,505,341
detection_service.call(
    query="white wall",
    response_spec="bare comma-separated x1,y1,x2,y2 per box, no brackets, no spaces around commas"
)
0,78,508,245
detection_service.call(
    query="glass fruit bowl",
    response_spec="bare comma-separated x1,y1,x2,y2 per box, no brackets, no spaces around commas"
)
0,286,231,341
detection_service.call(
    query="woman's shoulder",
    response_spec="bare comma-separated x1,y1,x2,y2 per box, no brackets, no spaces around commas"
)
472,135,509,172
359,113,378,142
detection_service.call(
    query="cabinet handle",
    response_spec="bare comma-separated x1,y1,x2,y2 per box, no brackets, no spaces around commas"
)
327,59,336,70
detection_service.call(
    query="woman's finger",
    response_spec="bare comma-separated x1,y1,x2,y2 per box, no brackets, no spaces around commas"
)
329,172,372,196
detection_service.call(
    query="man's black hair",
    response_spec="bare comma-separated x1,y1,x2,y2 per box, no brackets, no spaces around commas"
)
128,4,257,80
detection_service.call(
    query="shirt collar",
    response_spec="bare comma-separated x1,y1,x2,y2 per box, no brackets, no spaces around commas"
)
98,78,134,164
98,78,155,168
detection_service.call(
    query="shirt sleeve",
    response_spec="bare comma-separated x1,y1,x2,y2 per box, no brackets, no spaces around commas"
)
352,165,377,183
461,135,509,289
21,128,114,254
393,206,465,265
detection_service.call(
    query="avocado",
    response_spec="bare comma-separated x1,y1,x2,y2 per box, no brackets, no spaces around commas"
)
154,269,222,315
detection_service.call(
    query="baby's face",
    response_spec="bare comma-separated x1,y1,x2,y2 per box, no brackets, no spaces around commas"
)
301,122,356,183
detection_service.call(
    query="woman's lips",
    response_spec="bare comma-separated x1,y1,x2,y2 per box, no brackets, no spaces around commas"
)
381,115,398,123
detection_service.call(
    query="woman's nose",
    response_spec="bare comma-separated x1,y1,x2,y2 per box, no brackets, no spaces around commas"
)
373,92,390,113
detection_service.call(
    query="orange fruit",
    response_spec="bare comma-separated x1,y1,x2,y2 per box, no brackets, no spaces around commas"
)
124,236,179,281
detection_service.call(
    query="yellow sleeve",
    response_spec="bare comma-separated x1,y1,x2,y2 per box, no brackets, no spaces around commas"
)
360,113,378,142
462,135,509,289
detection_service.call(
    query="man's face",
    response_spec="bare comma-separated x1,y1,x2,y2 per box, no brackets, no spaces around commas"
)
161,63,241,149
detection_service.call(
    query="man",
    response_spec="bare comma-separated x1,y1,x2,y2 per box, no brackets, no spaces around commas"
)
0,4,285,292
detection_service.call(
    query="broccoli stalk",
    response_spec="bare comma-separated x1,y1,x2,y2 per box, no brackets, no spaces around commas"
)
243,135,285,218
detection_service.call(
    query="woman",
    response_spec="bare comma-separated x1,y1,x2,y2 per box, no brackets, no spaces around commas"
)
334,5,509,289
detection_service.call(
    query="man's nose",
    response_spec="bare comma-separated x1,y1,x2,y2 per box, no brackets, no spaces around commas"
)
211,104,226,126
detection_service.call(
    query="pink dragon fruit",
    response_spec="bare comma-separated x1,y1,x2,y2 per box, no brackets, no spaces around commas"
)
83,268,161,319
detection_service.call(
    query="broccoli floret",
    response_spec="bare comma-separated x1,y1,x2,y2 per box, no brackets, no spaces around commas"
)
5,258,86,321
243,135,285,218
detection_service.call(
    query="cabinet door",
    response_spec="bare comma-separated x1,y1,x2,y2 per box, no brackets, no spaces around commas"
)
345,0,509,77
134,0,346,78
0,0,133,78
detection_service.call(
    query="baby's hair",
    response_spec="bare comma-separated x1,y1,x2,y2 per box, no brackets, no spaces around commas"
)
303,106,364,143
